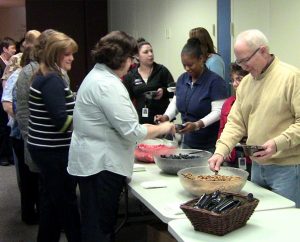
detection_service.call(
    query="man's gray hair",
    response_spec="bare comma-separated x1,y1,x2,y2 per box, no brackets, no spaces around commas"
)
236,29,269,51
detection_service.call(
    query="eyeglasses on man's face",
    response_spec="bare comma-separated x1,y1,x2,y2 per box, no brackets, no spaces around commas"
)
235,47,260,66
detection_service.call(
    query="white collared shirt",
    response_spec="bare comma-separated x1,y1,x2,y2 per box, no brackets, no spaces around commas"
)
67,64,147,177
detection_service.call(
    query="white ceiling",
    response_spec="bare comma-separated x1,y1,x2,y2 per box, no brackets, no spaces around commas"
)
0,0,25,8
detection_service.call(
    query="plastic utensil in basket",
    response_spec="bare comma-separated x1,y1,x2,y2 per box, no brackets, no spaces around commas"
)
180,192,259,236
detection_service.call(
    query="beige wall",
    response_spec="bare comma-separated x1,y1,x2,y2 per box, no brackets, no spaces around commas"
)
232,0,300,68
108,0,217,81
231,0,271,61
0,6,26,41
269,0,300,68
110,0,300,74
1,2,299,69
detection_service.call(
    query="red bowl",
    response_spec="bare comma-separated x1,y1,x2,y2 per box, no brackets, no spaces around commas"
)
134,139,177,163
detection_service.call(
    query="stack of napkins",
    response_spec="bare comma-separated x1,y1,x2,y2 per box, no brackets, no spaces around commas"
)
133,164,146,172
164,202,184,215
140,180,167,189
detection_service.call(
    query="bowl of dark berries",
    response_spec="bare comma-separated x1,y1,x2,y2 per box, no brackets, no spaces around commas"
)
153,149,212,175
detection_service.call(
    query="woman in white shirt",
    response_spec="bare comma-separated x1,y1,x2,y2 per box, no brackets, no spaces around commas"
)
67,31,175,242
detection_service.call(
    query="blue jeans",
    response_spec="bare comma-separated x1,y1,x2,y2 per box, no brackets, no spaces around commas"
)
251,161,300,208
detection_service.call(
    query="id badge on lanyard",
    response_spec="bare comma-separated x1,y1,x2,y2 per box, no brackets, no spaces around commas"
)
238,157,247,170
142,107,149,117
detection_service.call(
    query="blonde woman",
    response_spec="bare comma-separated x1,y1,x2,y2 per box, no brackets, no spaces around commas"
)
27,32,80,242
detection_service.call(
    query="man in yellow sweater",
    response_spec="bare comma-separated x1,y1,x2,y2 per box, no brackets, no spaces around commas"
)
208,29,300,208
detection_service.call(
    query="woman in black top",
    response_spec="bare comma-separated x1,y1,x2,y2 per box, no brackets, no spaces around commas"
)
123,38,175,124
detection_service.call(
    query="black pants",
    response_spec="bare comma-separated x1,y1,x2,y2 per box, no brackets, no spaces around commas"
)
29,148,81,242
0,100,12,162
78,170,126,242
11,137,39,222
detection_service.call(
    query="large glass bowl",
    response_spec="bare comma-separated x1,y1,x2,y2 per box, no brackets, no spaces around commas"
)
177,166,249,196
153,149,212,175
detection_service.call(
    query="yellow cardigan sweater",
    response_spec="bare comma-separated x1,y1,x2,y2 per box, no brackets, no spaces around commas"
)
216,56,300,165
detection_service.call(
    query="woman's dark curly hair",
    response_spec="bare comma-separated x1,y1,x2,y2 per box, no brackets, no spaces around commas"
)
231,62,249,76
91,31,138,70
137,37,151,51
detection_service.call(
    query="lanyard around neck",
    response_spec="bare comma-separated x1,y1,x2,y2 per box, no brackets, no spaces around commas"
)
184,81,197,116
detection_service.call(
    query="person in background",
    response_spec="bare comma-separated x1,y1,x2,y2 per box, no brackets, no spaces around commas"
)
189,27,225,79
123,38,175,124
15,37,25,54
67,31,175,242
218,63,251,176
0,37,16,166
27,32,80,242
155,38,227,153
16,29,60,174
1,37,17,87
16,31,67,225
209,29,300,208
2,30,40,85
1,53,23,87
2,30,41,225
2,30,41,115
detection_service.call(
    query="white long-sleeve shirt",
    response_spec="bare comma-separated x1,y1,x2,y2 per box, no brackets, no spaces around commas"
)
164,95,225,127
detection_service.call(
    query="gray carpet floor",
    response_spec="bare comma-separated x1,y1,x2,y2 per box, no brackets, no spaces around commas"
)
0,165,163,242
0,165,43,242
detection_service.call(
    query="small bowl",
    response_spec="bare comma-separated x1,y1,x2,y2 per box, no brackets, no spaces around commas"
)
242,145,264,156
144,91,158,99
167,86,176,93
177,166,249,196
175,124,184,132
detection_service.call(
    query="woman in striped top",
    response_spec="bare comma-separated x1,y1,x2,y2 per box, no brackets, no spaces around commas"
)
28,32,80,242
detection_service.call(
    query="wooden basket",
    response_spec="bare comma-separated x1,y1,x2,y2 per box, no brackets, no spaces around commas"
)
180,193,259,236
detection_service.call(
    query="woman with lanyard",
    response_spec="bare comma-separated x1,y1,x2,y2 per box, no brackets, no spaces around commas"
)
155,38,227,153
123,38,174,124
